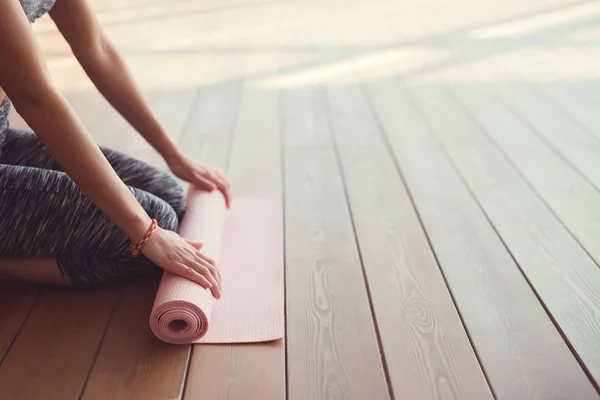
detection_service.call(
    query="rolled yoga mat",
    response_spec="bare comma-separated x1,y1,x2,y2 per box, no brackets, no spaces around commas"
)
149,186,283,344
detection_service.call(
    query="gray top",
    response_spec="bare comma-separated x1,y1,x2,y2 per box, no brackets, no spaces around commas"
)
19,0,57,23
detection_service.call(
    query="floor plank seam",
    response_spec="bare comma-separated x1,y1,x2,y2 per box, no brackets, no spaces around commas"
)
77,287,124,400
0,287,42,365
444,84,600,393
279,88,290,400
179,88,206,142
522,81,600,140
324,88,395,400
223,78,244,173
178,345,193,400
448,84,600,270
489,83,600,200
367,80,499,399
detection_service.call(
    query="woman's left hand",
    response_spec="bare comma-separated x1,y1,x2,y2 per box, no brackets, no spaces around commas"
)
167,154,232,207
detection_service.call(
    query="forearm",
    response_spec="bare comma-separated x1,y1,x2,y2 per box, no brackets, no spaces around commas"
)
12,89,152,241
77,40,182,162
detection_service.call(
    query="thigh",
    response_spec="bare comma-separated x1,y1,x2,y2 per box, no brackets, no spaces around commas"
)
0,163,179,258
101,147,187,219
0,128,58,169
0,129,186,218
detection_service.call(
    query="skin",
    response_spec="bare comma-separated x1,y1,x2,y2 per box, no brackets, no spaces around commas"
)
0,0,228,298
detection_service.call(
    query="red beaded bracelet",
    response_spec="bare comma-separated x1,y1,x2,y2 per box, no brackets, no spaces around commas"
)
131,219,158,257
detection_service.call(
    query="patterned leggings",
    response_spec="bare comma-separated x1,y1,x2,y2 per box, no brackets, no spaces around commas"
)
0,102,186,286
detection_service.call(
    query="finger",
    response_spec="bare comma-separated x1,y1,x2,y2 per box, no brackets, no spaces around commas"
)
185,240,203,250
195,175,216,191
196,251,216,267
196,251,222,282
212,178,232,207
196,254,221,287
221,185,232,208
215,169,231,187
190,261,221,299
190,256,221,296
177,263,213,290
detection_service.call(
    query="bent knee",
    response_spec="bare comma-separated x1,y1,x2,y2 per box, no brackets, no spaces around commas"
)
138,171,186,220
131,187,180,232
160,174,186,220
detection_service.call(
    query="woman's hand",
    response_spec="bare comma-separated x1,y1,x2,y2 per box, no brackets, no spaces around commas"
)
141,227,222,299
167,154,232,207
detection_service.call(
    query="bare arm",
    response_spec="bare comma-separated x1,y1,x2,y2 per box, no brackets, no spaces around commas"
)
49,0,232,205
49,0,180,161
0,0,152,242
0,0,221,296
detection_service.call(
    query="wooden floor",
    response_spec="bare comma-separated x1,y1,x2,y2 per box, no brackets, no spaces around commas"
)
2,0,600,398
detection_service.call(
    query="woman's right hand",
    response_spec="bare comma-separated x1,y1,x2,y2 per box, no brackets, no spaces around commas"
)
141,227,222,299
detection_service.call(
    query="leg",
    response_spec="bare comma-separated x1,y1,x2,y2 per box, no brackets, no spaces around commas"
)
0,257,66,285
1,128,187,219
0,163,178,286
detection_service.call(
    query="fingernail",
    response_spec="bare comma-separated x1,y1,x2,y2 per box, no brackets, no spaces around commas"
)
207,282,213,288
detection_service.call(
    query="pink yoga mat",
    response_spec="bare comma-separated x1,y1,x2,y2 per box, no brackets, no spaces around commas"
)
149,187,283,344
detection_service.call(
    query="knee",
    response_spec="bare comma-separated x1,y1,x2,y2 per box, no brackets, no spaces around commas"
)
143,171,187,221
149,192,180,232
162,174,187,220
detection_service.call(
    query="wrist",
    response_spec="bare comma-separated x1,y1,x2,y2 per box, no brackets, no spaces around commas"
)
160,142,184,165
123,211,154,243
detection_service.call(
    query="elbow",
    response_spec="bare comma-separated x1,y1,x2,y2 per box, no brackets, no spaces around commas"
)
74,34,114,69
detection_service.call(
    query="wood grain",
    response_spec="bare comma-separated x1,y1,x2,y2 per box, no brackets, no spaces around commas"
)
178,81,240,169
284,148,389,400
282,87,332,149
439,83,600,388
183,81,284,400
188,341,283,399
365,78,597,400
457,83,600,267
227,84,282,196
0,283,39,363
81,278,190,400
326,83,493,399
0,286,117,400
531,81,600,142
492,82,600,192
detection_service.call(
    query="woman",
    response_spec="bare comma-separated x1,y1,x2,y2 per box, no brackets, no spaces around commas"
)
0,0,226,299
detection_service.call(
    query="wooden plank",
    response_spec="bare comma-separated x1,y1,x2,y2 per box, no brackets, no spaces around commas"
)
492,82,600,191
226,84,282,196
457,82,600,266
178,80,240,168
187,341,283,399
282,86,332,148
127,89,200,161
81,278,190,400
0,286,117,399
284,148,389,400
365,78,597,399
184,82,284,400
438,83,600,388
0,283,40,363
325,84,493,399
530,81,600,142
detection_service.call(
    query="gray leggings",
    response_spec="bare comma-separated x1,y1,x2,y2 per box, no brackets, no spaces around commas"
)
0,102,186,286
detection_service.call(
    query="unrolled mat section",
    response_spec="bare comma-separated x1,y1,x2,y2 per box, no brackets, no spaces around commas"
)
149,187,284,344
